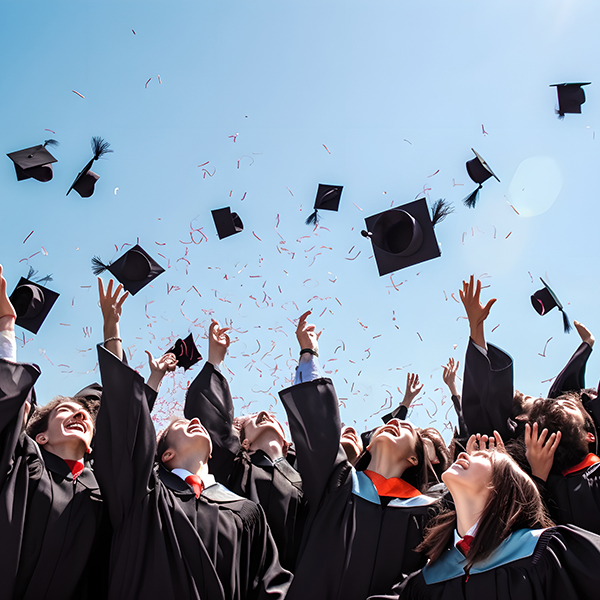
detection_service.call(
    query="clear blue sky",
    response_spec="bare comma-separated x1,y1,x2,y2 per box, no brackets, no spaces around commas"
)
1,0,599,438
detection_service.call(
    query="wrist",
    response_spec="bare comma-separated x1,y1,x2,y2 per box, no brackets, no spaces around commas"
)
300,348,319,357
0,315,16,332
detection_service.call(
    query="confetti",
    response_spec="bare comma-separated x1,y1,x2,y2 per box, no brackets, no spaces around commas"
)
240,192,247,201
452,179,464,187
417,332,423,341
491,324,500,332
145,78,151,88
507,201,520,215
44,129,56,133
252,231,262,241
538,337,553,357
72,90,85,98
132,29,136,34
352,202,363,211
482,124,488,135
158,75,162,84
427,169,440,178
322,144,331,154
505,231,512,239
403,139,412,145
286,187,294,196
114,187,119,194
23,230,34,244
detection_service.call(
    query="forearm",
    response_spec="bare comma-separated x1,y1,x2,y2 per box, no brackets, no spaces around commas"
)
0,329,16,363
103,321,123,361
469,321,486,350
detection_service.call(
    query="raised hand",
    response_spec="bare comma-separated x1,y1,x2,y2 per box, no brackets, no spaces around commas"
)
525,422,561,481
466,430,505,454
98,277,128,359
145,351,178,391
402,372,423,408
459,275,496,348
574,320,595,348
208,319,231,366
296,310,321,354
442,358,460,397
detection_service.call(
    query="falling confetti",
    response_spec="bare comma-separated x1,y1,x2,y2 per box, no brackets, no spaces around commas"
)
322,144,331,154
22,231,34,244
72,90,85,98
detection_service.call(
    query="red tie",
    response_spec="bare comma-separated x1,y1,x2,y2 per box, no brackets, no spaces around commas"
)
64,459,84,480
185,474,204,498
456,534,474,556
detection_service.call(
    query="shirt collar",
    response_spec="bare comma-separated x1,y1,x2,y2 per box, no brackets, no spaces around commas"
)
562,453,600,476
171,468,216,489
453,521,478,548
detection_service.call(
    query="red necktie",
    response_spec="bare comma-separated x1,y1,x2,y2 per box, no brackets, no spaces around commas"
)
456,534,474,556
64,459,84,480
185,474,204,498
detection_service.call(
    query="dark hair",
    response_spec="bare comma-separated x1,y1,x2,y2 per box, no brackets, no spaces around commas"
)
528,396,594,473
421,427,451,483
26,396,100,440
156,417,183,466
418,449,553,570
355,426,430,493
232,412,290,456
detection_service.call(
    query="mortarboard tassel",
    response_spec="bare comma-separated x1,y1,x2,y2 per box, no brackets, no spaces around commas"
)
555,109,565,120
26,267,53,284
91,256,111,275
463,185,482,208
91,137,113,160
430,198,454,226
561,309,572,334
43,139,59,148
305,209,319,226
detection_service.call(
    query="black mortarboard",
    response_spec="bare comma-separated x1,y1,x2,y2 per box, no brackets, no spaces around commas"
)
74,382,103,403
212,207,244,239
463,148,500,208
7,140,59,182
531,277,571,333
9,277,59,334
166,333,202,370
550,83,591,117
67,137,112,198
305,184,343,225
91,244,165,295
360,197,446,276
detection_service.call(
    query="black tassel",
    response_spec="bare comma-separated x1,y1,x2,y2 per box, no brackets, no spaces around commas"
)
463,185,482,208
43,139,59,147
91,256,110,275
305,210,318,226
430,198,454,226
91,137,113,160
561,310,572,334
36,274,53,284
555,109,565,120
26,266,37,280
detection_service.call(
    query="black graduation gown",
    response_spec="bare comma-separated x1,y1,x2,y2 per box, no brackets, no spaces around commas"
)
542,462,600,534
94,345,291,600
279,378,440,600
184,361,307,571
462,340,515,439
548,341,592,398
370,525,600,600
0,358,107,600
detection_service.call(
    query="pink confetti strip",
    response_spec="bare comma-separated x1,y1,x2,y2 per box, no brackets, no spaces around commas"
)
322,144,331,154
427,169,440,178
286,187,294,196
417,332,423,341
23,230,34,244
491,324,500,332
198,161,209,167
72,90,85,98
240,192,247,201
45,128,56,133
145,78,151,88
253,231,262,241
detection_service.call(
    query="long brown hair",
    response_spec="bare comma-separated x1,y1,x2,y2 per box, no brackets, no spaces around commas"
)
417,449,553,570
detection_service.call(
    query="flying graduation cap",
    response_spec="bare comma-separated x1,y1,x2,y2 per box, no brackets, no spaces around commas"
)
530,277,571,333
166,333,202,370
463,148,500,208
305,184,343,225
9,277,59,334
67,137,112,198
360,198,452,276
7,139,59,182
550,83,591,117
211,207,244,239
92,244,165,295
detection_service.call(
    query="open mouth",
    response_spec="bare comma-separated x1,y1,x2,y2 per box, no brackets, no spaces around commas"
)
65,422,86,434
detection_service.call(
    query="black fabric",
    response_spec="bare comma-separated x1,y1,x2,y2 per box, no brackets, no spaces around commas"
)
462,340,515,439
184,361,307,571
94,346,291,600
370,526,600,600
0,358,108,600
548,342,592,398
381,403,408,424
279,378,439,600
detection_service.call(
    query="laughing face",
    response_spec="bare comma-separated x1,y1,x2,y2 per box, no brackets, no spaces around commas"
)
368,419,418,461
442,451,493,496
242,411,286,448
37,401,94,455
341,426,363,463
165,417,213,460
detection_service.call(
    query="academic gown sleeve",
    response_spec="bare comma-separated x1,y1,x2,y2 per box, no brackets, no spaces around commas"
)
279,378,347,509
183,361,240,483
462,340,515,439
381,404,408,423
548,342,592,398
0,358,40,489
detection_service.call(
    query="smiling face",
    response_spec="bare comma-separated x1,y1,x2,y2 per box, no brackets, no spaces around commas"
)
241,411,286,449
341,426,363,463
554,398,587,427
368,419,418,461
160,417,213,466
442,451,493,498
37,401,94,455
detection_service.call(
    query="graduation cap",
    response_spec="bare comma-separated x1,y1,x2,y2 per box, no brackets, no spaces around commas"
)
74,382,103,403
360,198,451,276
305,184,343,225
550,83,591,117
463,148,500,208
7,139,59,182
531,277,571,333
166,333,202,370
67,137,112,198
211,207,243,239
91,244,165,295
9,277,59,334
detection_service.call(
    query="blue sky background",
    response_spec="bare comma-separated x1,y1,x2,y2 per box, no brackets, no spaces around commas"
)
1,0,599,437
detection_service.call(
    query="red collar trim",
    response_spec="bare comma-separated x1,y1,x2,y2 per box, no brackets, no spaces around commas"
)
363,469,421,498
562,453,600,476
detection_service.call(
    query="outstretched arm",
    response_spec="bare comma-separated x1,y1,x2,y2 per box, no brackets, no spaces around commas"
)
145,351,177,392
294,310,324,384
442,358,469,437
382,372,423,423
98,277,128,361
459,275,496,350
0,265,17,362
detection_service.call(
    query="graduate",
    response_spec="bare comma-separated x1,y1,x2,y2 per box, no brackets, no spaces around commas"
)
183,318,307,571
92,281,291,600
0,264,108,600
526,395,600,534
370,434,600,600
279,311,441,600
